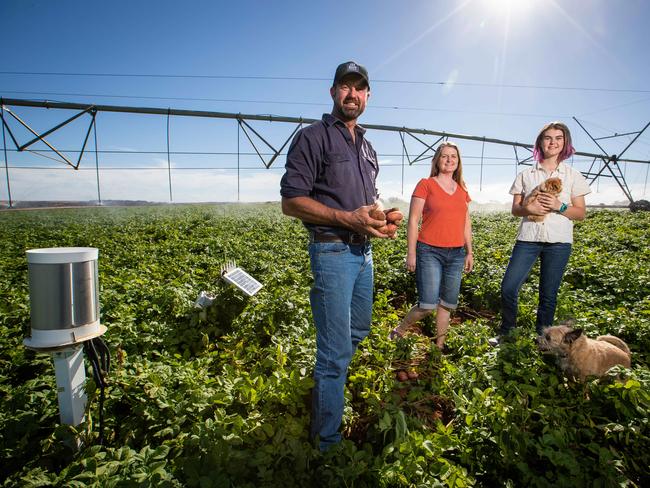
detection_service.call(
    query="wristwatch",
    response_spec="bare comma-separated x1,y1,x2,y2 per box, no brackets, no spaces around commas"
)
558,202,568,213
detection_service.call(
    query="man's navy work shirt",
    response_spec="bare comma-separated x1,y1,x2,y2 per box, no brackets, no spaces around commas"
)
280,113,379,235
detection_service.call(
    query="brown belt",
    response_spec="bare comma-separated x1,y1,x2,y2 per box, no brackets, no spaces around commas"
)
310,231,368,245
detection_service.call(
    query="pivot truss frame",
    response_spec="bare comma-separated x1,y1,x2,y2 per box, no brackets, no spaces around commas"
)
1,97,648,207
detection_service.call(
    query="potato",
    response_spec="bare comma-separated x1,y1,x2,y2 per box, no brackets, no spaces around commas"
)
374,206,401,236
407,370,419,380
377,222,398,237
397,371,409,382
386,209,404,224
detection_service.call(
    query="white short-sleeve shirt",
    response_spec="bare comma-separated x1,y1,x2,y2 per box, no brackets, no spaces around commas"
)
510,162,591,243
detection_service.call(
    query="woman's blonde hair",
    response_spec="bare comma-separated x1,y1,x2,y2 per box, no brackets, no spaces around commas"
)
430,142,466,189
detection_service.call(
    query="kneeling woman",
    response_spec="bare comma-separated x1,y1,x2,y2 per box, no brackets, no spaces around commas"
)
390,142,473,351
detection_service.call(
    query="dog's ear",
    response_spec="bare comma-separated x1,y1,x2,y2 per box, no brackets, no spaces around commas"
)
563,329,583,344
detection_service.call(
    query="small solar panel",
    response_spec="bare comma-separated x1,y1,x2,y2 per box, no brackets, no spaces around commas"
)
221,264,263,296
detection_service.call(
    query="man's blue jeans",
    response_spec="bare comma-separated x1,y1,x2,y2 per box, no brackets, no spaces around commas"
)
500,240,572,336
308,241,373,451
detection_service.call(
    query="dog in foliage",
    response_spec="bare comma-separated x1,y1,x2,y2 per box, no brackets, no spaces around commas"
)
524,177,563,222
537,325,631,381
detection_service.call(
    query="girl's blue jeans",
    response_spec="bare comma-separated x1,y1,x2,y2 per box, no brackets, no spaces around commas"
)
500,240,572,336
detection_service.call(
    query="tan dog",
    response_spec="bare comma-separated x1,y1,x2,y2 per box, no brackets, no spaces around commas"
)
523,177,563,222
537,325,631,381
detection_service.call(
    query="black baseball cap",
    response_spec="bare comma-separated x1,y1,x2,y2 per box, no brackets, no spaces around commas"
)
333,61,370,89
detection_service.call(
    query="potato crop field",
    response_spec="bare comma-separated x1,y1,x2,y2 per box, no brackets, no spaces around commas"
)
1,205,649,487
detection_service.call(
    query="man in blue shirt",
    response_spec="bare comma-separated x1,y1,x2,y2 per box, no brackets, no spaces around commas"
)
280,61,388,451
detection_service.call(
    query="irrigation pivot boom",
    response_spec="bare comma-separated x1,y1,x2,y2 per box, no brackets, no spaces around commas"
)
2,97,648,206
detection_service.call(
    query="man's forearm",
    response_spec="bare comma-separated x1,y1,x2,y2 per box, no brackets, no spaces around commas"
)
281,196,349,228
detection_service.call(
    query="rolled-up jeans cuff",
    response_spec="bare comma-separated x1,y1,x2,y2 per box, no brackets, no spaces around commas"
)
439,299,458,310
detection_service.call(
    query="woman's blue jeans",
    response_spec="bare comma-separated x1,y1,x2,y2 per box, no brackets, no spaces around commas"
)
500,240,572,336
308,241,373,451
415,242,466,310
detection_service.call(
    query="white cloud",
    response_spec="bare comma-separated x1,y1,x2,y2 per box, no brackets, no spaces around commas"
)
467,182,512,204
378,174,646,207
587,182,648,205
1,166,645,206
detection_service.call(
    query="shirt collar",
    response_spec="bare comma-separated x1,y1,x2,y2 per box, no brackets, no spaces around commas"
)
322,113,366,135
533,160,567,174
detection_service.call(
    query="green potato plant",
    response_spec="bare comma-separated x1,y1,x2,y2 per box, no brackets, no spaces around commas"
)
0,206,648,487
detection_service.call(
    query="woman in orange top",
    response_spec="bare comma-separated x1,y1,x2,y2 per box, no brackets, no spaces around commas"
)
389,142,473,351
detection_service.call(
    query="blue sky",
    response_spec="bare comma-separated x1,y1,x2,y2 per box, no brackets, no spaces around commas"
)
1,0,649,205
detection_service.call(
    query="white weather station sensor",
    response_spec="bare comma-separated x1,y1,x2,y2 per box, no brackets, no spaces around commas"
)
23,247,110,444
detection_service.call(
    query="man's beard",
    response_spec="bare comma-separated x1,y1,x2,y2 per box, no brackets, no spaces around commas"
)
335,100,364,122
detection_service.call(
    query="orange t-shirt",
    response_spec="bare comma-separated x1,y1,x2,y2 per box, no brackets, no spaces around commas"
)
412,178,470,247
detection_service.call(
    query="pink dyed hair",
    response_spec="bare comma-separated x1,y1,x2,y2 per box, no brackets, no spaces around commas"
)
533,122,576,163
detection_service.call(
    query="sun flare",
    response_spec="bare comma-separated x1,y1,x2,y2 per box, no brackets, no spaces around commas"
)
482,0,538,17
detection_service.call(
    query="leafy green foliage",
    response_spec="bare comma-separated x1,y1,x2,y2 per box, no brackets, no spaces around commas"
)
0,206,648,487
